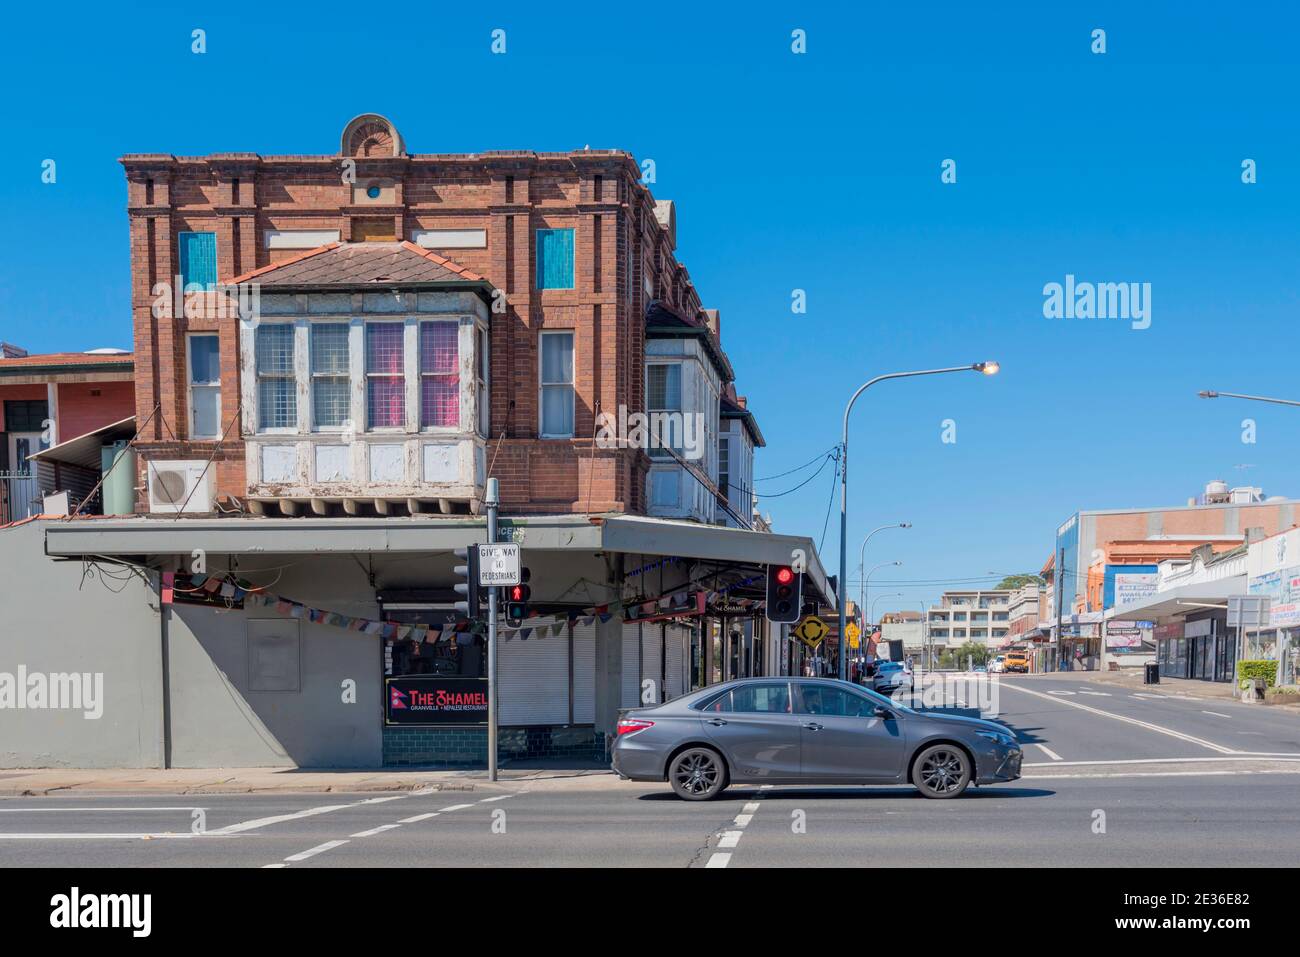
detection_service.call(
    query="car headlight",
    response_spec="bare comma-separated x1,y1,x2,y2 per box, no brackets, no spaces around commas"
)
976,730,1017,748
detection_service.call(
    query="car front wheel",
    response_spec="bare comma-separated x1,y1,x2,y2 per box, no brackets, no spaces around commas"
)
669,747,729,801
912,744,972,799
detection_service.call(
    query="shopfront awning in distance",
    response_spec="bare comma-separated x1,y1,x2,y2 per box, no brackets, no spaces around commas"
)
43,512,837,608
1104,575,1246,621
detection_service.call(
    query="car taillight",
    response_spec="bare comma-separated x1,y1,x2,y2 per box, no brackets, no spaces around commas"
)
617,718,655,736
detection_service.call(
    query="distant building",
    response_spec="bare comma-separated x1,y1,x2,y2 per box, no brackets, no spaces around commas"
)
927,590,1011,647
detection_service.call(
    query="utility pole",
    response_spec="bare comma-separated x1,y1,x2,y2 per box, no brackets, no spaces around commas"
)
1055,545,1065,676
486,477,499,782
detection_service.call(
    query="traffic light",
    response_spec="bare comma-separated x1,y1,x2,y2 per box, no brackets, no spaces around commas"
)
765,563,801,623
452,547,482,621
504,566,531,627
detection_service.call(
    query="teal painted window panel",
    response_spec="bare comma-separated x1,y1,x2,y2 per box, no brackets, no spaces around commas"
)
536,228,575,290
179,231,218,289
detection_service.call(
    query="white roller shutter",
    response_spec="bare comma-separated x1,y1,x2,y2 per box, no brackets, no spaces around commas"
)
665,624,686,699
642,623,664,703
572,621,596,724
498,631,569,725
622,621,642,708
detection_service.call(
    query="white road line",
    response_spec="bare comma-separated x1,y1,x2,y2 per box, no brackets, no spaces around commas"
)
733,813,753,827
1001,681,1238,754
1202,710,1232,718
359,796,406,804
0,807,204,812
1023,770,1282,780
262,863,286,869
741,802,761,813
479,795,510,802
1046,690,1076,696
718,830,744,848
350,824,402,838
1034,743,1064,761
1078,691,1111,697
398,812,440,824
439,804,474,812
705,853,732,868
283,840,348,862
210,803,355,836
1020,755,1300,768
0,832,209,840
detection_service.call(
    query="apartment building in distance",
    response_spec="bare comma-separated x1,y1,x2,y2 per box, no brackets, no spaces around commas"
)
121,113,759,524
927,589,1012,647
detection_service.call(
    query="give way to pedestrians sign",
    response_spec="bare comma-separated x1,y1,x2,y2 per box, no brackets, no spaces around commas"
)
477,543,521,586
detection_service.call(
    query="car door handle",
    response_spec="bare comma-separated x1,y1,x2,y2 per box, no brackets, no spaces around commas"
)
706,718,727,726
803,722,824,731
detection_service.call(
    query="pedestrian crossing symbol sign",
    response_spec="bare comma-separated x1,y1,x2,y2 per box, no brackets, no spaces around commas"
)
794,615,829,649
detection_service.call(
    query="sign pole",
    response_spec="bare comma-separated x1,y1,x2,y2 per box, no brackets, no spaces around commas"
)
486,477,499,783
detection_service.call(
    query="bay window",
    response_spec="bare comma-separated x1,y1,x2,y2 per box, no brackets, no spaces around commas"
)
646,362,682,458
310,324,350,429
419,321,459,428
255,324,296,430
366,322,405,429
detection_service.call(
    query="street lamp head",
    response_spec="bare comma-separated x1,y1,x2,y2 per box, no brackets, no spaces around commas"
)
1198,390,1218,399
899,522,913,528
973,361,1000,376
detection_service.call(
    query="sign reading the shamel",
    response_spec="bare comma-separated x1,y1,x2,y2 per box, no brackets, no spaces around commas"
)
385,677,488,725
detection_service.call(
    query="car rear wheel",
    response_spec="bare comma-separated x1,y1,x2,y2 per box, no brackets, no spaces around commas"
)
912,744,972,799
669,747,728,801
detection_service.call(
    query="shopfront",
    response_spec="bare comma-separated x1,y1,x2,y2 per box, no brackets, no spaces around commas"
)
1155,620,1187,678
1246,527,1300,687
35,513,835,770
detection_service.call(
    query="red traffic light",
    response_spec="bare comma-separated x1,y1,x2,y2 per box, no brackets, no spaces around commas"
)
510,585,524,601
775,566,795,585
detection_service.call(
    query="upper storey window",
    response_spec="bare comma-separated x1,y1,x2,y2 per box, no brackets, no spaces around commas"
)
536,229,575,290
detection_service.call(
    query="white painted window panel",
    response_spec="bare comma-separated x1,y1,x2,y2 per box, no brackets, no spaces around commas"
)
411,228,487,249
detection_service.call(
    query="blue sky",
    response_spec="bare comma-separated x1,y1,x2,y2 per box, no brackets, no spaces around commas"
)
2,3,1298,611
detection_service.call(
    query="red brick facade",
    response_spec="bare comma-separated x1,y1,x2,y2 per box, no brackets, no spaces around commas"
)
122,115,714,516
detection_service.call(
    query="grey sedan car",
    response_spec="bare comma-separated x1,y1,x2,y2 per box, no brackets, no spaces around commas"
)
611,677,1021,800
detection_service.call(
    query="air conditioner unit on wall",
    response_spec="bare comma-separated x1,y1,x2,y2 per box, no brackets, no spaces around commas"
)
147,460,214,514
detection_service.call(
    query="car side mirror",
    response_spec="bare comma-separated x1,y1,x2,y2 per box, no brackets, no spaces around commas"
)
873,705,894,720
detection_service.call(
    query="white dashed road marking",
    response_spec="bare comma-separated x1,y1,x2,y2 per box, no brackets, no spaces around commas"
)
705,853,732,868
350,824,402,838
398,812,440,824
706,800,765,868
1202,711,1232,718
1001,681,1238,754
283,840,348,862
1035,743,1064,761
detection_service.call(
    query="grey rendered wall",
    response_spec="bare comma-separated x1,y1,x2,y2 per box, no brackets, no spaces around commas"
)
166,559,382,768
0,521,164,768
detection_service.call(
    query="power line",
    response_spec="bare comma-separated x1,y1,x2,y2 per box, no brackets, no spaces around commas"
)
754,446,840,482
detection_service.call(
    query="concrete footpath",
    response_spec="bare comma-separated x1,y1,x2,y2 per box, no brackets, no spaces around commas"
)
0,758,621,797
1066,667,1300,708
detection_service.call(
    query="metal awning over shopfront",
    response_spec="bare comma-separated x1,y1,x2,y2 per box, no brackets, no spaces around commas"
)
1104,575,1246,621
43,512,837,608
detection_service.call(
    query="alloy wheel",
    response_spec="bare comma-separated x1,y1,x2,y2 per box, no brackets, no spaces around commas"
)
672,749,723,799
919,748,967,795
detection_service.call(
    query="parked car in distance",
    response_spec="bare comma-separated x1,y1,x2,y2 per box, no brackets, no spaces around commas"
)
872,661,913,693
1004,652,1030,673
989,655,1006,673
611,677,1023,801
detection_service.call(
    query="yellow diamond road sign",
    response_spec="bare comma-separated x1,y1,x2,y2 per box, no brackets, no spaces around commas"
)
794,615,829,649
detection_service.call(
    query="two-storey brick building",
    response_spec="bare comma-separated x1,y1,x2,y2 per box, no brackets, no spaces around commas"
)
122,113,751,522
3,116,834,771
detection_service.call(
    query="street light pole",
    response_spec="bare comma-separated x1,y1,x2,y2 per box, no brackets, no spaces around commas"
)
859,525,910,622
863,560,902,646
837,362,999,680
1198,390,1300,408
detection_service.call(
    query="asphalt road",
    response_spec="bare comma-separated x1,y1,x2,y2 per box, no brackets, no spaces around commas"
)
3,673,1298,868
